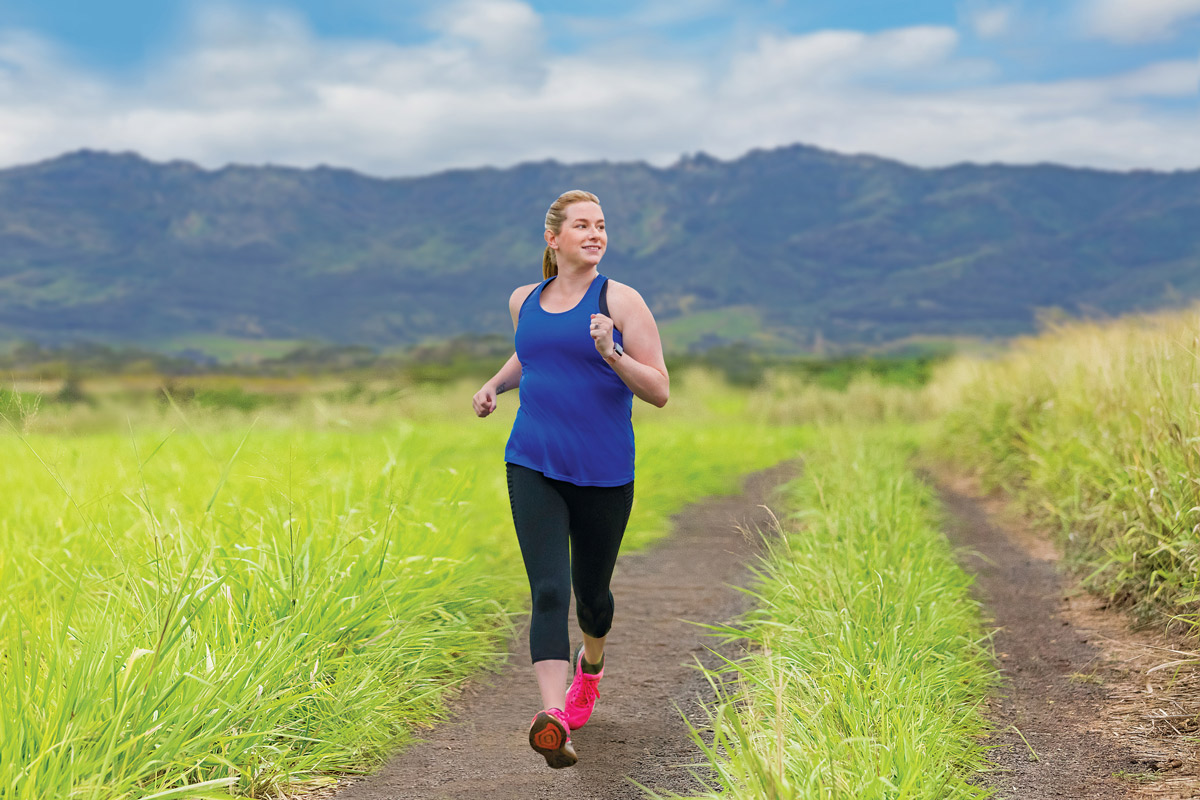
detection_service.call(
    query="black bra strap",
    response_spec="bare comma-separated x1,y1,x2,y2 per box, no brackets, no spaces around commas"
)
521,284,539,308
518,279,546,319
599,279,610,317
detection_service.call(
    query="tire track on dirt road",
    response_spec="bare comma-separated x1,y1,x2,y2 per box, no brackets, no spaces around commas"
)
327,461,799,800
935,473,1200,800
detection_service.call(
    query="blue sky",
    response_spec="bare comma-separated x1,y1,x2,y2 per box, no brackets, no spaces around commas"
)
0,0,1196,175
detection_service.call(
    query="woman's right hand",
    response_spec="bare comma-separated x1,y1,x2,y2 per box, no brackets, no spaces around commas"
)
474,351,522,418
473,384,498,418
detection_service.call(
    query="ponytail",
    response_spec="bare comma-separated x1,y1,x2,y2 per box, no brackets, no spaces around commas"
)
542,189,599,278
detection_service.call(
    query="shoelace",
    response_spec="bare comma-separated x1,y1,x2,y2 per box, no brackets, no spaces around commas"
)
571,675,600,707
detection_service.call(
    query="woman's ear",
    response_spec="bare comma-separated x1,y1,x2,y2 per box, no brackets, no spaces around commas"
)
544,229,557,250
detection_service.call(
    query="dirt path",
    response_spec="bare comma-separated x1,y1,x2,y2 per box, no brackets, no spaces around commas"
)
327,461,798,800
933,473,1200,800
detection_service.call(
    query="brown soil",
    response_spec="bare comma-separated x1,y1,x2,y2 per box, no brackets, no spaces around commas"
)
931,470,1200,800
323,461,799,800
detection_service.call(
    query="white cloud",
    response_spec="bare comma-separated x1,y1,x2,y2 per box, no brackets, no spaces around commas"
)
724,26,961,96
427,0,543,62
1105,58,1200,96
1080,0,1200,43
966,4,1015,38
0,2,1196,175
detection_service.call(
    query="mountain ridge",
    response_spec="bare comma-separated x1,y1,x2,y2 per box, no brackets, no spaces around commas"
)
1,144,1197,357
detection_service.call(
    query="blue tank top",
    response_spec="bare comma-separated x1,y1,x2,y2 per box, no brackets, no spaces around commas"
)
504,273,635,487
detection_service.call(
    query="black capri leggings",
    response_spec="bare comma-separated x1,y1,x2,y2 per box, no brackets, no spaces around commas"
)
506,462,635,663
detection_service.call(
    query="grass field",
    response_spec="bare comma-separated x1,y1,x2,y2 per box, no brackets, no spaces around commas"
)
928,304,1200,623
0,373,805,799
8,296,1199,800
674,304,1200,798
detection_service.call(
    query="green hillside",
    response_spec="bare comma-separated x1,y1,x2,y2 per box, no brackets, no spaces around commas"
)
1,146,1197,359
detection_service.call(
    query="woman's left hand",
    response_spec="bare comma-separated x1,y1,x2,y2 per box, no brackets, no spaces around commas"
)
589,313,616,358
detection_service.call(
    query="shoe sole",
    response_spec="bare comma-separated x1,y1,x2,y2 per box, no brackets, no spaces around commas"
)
529,712,577,769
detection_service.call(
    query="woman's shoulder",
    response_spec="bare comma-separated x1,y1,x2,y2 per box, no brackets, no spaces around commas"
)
603,279,647,309
509,281,542,307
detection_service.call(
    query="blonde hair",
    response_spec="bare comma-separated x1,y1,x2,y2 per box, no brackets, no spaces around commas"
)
543,189,600,279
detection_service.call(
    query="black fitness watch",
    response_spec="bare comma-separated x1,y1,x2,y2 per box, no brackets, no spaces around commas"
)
612,342,624,358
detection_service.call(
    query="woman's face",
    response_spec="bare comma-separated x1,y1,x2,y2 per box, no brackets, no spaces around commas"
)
549,201,606,268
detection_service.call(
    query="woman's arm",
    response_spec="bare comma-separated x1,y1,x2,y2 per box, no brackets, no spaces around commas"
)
473,352,522,417
590,282,669,408
473,283,538,418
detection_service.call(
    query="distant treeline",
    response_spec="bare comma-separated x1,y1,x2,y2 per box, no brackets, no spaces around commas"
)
684,343,947,389
0,336,949,396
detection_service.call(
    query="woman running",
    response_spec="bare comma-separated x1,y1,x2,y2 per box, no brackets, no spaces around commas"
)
472,189,669,768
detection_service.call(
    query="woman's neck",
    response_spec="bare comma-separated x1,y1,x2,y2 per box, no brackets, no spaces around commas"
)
552,263,599,289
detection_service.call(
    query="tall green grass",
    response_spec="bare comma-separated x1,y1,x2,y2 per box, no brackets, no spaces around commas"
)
672,426,994,799
0,375,804,798
928,305,1200,621
746,373,932,426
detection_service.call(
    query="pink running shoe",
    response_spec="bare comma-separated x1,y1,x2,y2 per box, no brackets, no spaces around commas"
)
564,643,604,730
528,707,577,768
